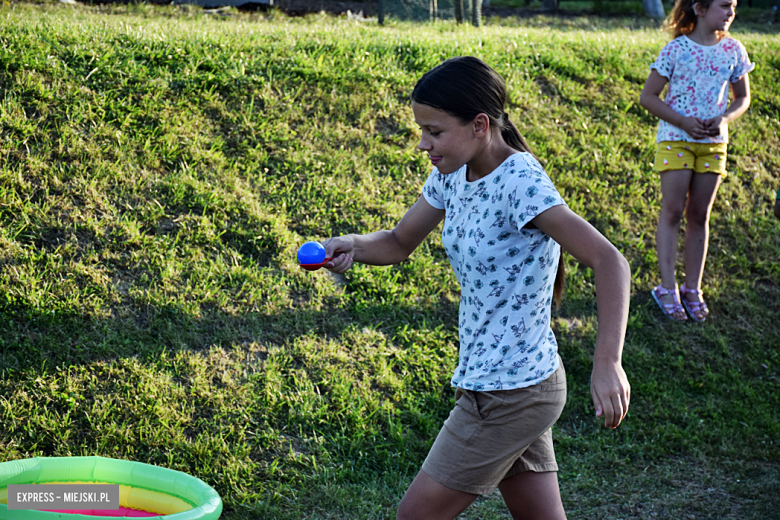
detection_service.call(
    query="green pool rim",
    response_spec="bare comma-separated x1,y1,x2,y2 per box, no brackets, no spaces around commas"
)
0,456,222,520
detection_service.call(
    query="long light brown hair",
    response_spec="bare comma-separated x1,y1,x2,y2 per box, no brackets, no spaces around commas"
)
665,0,730,39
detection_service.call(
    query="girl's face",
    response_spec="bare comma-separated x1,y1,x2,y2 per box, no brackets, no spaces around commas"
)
412,102,481,175
698,0,737,33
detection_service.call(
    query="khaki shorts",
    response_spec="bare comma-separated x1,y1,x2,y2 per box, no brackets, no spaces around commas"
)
654,141,728,176
421,358,567,495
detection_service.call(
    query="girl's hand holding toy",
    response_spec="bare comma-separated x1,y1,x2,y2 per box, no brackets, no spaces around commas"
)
322,237,354,274
296,239,353,272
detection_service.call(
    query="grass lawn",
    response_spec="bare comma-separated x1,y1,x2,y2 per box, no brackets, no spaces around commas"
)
0,2,778,518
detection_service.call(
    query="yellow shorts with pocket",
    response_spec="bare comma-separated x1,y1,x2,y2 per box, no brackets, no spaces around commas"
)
654,141,728,176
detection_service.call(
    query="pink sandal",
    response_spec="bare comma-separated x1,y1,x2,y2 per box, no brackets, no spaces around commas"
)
651,285,687,322
680,282,709,322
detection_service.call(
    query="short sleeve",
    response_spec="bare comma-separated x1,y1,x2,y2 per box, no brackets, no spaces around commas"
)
730,40,755,83
422,170,446,209
650,40,676,80
506,156,566,230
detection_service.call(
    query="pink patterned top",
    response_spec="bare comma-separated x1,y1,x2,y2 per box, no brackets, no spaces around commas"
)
650,35,754,144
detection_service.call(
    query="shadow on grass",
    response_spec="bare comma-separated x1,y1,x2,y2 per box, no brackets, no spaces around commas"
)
1,287,779,519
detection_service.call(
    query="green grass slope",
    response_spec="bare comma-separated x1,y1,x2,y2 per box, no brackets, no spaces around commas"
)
0,3,778,519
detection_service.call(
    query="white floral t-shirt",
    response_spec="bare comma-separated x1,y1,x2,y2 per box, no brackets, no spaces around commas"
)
650,35,754,144
422,153,565,391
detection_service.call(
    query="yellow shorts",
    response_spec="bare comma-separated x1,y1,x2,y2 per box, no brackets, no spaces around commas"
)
654,141,728,176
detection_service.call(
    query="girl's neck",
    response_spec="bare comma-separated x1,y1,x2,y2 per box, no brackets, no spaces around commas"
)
465,133,517,182
686,25,722,47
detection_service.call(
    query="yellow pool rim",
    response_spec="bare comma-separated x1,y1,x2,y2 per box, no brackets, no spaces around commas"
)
0,457,222,520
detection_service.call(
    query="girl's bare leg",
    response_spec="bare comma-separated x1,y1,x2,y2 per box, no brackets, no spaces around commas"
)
683,172,721,320
396,470,478,520
656,169,693,320
498,471,566,520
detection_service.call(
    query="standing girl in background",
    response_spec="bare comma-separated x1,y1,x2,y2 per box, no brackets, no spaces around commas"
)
640,0,753,322
322,57,631,520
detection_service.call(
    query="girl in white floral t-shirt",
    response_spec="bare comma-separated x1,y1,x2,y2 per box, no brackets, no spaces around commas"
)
640,0,753,323
322,57,631,520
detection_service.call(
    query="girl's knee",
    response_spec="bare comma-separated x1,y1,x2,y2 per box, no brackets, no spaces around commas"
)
686,205,711,227
660,205,685,225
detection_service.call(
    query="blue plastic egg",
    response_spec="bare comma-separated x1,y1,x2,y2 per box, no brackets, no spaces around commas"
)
297,241,326,265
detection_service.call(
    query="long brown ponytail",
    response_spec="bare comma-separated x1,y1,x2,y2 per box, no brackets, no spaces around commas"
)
500,114,535,158
411,56,565,308
502,115,564,308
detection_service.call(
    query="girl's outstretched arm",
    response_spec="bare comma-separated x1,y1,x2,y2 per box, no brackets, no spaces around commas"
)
323,196,445,274
704,74,751,137
532,205,631,429
640,69,710,140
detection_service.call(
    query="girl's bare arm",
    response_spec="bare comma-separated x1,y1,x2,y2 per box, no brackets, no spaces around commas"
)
323,196,445,274
640,69,710,140
705,74,751,136
532,205,631,429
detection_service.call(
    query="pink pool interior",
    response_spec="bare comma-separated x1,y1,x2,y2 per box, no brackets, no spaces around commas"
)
43,507,158,517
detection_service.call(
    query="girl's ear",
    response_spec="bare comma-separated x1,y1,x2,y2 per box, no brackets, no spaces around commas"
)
472,113,490,137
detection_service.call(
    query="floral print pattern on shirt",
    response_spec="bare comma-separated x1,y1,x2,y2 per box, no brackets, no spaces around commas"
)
422,153,566,391
650,35,754,144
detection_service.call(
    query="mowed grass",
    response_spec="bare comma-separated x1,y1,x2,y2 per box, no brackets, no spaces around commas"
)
0,3,778,518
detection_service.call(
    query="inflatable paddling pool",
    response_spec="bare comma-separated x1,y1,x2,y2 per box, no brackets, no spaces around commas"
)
0,457,222,519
